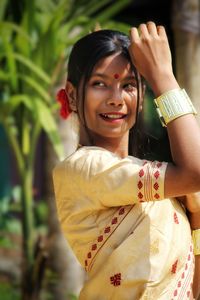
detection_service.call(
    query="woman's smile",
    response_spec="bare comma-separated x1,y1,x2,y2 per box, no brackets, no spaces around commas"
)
99,112,128,123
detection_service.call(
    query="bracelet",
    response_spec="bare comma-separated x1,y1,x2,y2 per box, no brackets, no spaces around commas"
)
192,229,200,255
154,88,197,127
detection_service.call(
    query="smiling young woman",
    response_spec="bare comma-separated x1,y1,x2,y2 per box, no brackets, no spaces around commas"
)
53,23,200,300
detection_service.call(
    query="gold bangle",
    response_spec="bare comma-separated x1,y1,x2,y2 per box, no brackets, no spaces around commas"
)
192,229,200,255
154,89,197,127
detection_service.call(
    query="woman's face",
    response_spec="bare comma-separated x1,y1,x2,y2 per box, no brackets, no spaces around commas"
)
83,53,139,143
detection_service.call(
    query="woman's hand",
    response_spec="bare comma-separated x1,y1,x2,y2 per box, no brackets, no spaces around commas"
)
129,21,179,96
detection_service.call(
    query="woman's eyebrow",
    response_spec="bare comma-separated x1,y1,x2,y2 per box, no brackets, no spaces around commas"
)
90,73,109,79
123,75,136,81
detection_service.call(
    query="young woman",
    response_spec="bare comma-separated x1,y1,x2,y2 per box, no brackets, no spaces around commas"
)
53,22,200,299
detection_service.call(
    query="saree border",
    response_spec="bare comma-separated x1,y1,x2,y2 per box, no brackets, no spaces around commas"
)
170,243,194,300
84,205,135,272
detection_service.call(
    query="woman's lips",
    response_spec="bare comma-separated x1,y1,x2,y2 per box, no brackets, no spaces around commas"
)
99,112,127,122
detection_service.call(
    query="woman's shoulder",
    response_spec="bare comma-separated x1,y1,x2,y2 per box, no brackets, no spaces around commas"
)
52,146,150,182
66,146,120,174
53,146,140,178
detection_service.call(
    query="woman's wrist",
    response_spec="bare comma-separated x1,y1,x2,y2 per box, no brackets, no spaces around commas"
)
149,72,179,97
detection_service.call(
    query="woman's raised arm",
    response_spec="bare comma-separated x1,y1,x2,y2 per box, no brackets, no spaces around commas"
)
129,22,200,197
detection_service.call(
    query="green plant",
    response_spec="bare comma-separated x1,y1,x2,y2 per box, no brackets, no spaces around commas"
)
0,283,20,300
0,0,131,299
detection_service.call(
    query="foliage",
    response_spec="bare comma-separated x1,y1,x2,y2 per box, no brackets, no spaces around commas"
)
0,0,132,299
0,283,20,300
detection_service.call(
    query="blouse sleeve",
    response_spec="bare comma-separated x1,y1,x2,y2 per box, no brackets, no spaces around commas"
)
53,147,168,209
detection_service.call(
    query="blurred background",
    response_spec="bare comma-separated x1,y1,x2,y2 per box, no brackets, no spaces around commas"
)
0,0,200,299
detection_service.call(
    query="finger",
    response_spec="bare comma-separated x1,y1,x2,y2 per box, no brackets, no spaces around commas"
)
130,27,140,43
147,21,158,37
157,25,167,38
139,23,149,38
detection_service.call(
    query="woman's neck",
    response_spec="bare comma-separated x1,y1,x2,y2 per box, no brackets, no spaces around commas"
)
79,127,129,158
97,141,128,158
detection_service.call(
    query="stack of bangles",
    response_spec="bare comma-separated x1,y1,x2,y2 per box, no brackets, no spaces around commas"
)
154,88,199,255
154,88,197,127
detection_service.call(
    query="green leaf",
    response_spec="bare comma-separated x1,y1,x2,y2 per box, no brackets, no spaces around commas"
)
10,94,33,111
0,21,31,41
99,0,132,20
0,95,33,119
0,0,8,21
22,122,30,155
34,98,64,159
2,35,18,90
14,53,51,84
18,74,51,103
0,70,9,81
72,0,111,18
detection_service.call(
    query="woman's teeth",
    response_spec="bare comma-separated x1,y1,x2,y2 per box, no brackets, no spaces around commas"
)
101,114,125,119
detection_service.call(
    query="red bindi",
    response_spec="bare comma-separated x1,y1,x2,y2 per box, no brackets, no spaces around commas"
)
114,73,119,79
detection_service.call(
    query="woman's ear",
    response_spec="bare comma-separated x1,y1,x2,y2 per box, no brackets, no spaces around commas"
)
65,81,77,112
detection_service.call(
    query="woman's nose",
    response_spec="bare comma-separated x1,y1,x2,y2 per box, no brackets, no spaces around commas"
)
106,89,123,106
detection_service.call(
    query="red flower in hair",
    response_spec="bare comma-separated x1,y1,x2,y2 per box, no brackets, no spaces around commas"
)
56,88,72,119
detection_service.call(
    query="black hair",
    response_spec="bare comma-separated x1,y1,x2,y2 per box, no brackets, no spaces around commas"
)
67,29,144,158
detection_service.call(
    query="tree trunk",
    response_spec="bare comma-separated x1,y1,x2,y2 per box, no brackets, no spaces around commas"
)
173,29,200,123
172,0,200,122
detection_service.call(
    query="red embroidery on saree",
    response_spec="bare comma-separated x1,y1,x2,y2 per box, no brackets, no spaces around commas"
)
104,226,111,233
170,244,194,299
153,182,159,190
171,259,178,274
187,290,191,297
118,208,125,215
139,169,144,177
137,160,163,202
154,193,160,199
154,170,160,179
111,217,118,224
174,290,178,296
174,212,179,224
156,162,162,168
97,235,103,242
84,206,134,272
138,181,143,189
92,244,97,250
110,273,121,286
138,192,143,199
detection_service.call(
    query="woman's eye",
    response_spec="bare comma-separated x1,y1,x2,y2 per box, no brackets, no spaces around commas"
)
123,83,136,91
92,81,106,87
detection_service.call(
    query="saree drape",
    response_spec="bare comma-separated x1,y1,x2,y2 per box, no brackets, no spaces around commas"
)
53,147,194,300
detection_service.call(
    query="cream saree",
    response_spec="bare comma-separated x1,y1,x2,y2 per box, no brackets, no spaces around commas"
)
53,146,194,300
